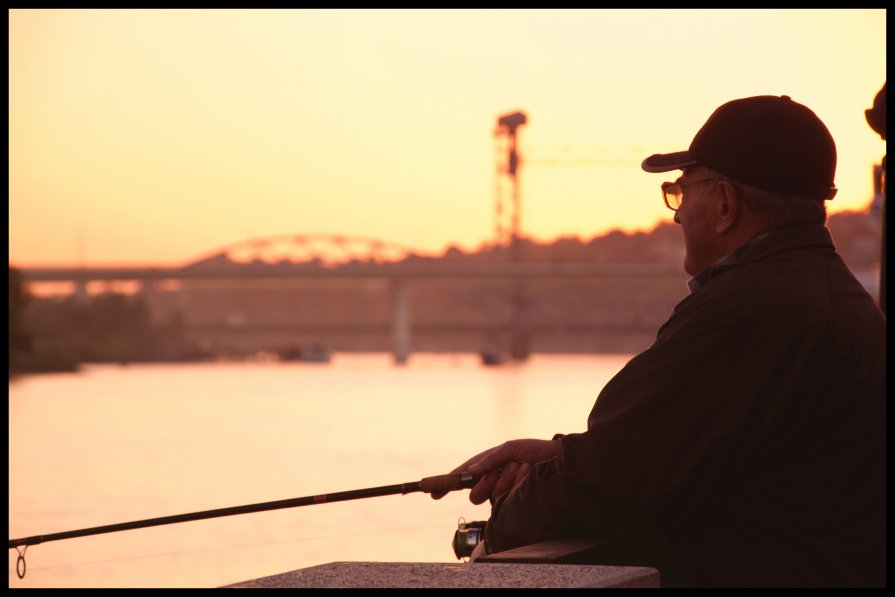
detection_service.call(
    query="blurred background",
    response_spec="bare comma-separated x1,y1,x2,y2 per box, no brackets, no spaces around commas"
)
9,9,885,372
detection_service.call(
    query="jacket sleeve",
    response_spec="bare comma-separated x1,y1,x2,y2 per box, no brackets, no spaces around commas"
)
484,453,637,553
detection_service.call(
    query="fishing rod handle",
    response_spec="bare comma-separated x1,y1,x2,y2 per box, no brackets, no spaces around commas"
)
419,472,477,494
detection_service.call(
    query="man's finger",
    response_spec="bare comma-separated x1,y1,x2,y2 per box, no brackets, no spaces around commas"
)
468,443,511,476
490,462,520,501
469,470,500,505
514,462,531,488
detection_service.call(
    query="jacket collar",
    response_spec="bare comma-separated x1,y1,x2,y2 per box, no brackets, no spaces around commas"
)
687,224,835,293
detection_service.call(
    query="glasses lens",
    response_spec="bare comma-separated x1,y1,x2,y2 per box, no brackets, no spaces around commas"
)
662,183,682,211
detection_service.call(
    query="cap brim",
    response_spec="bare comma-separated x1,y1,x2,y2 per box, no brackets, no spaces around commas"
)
641,151,698,173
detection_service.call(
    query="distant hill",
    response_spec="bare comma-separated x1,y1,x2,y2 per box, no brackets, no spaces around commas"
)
428,209,882,272
825,210,884,269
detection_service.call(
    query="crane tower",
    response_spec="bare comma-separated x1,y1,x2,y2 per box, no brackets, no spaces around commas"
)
494,111,527,261
493,111,530,361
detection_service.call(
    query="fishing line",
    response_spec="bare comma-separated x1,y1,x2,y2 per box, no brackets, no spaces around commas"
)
9,472,477,579
7,522,450,576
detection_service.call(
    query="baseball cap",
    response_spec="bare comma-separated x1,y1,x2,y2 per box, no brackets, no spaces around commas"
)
642,95,837,200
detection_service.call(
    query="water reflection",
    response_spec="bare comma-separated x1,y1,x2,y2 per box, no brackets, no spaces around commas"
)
8,353,631,588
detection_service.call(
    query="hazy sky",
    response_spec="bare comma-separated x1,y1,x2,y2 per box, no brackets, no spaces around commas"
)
9,9,886,266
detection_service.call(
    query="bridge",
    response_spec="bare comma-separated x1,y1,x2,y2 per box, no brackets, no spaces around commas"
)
17,234,687,364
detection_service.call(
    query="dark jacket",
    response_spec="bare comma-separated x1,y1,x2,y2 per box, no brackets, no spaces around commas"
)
484,224,886,587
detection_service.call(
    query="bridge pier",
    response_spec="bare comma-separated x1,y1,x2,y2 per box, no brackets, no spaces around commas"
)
392,280,411,365
73,279,88,305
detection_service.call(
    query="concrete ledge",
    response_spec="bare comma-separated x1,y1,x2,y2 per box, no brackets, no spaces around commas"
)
223,561,660,588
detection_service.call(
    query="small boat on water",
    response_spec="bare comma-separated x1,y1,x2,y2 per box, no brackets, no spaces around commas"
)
480,343,506,366
278,343,332,363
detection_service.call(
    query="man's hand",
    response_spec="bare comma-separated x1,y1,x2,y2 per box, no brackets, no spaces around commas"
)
431,438,562,504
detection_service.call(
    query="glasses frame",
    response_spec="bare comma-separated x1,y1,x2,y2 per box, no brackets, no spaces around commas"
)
661,176,719,211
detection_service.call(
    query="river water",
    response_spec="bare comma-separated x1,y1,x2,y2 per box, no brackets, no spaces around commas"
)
8,353,633,588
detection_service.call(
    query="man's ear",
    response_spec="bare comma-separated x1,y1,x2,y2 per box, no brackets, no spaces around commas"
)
714,180,738,234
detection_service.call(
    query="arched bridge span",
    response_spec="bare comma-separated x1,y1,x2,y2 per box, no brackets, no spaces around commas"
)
186,234,428,268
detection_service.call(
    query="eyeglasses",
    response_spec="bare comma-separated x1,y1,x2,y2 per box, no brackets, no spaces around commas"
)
661,176,718,211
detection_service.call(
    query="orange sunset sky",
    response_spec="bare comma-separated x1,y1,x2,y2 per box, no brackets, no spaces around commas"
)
8,9,887,267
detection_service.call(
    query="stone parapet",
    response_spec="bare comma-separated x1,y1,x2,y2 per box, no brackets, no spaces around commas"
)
223,561,659,588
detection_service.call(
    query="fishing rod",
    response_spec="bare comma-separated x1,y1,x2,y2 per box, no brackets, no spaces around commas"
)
8,471,476,579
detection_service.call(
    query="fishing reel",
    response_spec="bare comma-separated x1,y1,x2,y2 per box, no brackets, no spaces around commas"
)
452,517,487,560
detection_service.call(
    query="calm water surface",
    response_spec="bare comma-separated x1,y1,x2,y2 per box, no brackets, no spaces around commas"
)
8,353,632,588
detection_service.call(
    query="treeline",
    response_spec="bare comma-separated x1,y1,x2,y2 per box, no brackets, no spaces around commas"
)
8,269,201,377
426,211,881,270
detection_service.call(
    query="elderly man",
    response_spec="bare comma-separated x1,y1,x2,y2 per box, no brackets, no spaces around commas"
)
436,96,886,587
